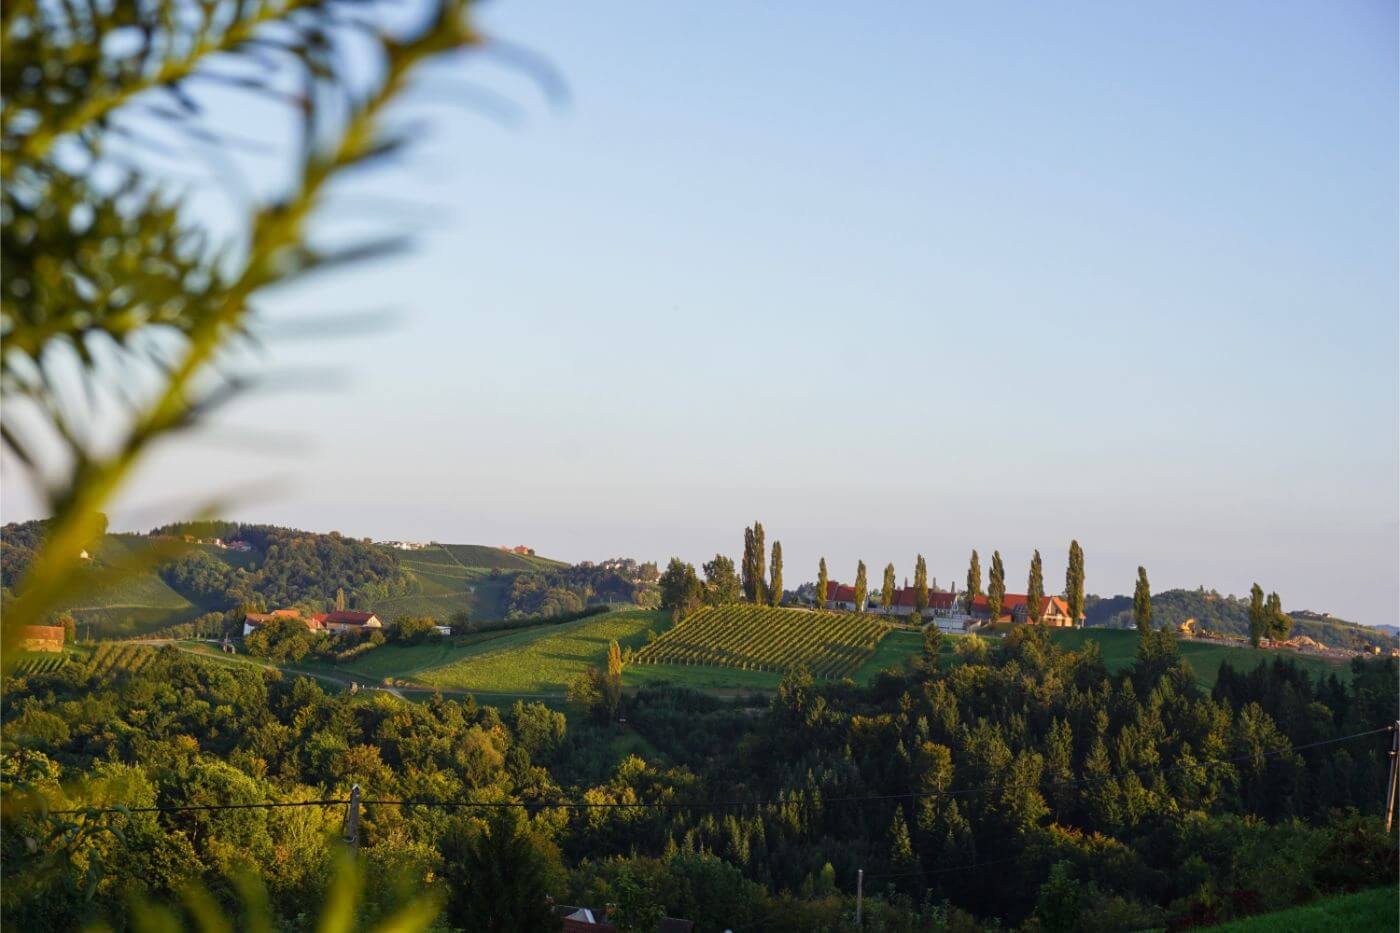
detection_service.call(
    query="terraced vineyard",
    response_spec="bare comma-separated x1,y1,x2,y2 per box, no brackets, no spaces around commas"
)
634,605,889,679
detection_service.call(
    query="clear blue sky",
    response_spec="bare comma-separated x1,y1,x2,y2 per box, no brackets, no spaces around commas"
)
6,2,1397,623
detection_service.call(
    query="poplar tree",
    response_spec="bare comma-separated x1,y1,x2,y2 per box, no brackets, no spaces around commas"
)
1265,591,1292,641
1026,550,1045,623
754,522,767,604
988,551,1006,622
1065,540,1085,625
1248,583,1266,647
335,587,347,612
882,563,897,614
817,558,829,609
742,527,757,601
965,550,983,614
770,541,784,607
914,554,929,613
854,561,868,612
1133,567,1152,635
605,640,624,719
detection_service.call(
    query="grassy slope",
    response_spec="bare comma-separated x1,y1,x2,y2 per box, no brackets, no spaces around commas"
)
1202,887,1395,932
1048,628,1352,687
414,609,670,693
375,543,550,623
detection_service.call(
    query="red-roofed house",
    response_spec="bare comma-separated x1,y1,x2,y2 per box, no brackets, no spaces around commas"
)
243,609,328,637
969,594,1079,627
822,583,862,611
21,625,65,652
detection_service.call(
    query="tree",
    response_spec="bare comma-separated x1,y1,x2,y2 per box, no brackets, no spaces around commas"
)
441,809,564,933
334,587,347,612
1265,591,1292,641
988,551,1006,623
769,541,783,606
1065,540,1084,625
605,640,624,719
854,561,868,612
55,613,76,644
753,522,767,604
1026,550,1045,624
1248,583,1267,647
914,554,929,614
1133,566,1152,635
742,527,757,601
703,555,741,605
816,558,829,609
390,615,436,644
659,558,702,616
920,624,943,672
965,549,982,614
1034,861,1083,933
882,563,897,614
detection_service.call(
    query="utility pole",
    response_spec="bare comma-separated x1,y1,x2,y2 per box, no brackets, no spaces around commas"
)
1385,722,1399,834
854,868,863,927
344,784,362,851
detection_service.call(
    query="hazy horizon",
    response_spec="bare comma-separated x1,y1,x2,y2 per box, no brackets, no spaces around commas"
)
3,1,1396,626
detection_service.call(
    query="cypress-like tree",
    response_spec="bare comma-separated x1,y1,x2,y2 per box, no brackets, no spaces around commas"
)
882,563,897,614
965,549,983,614
334,587,347,612
1065,540,1084,625
1133,566,1152,635
742,527,757,602
988,551,1006,622
605,640,624,719
1248,583,1266,647
754,522,767,604
817,557,829,609
1026,550,1045,623
854,561,868,612
770,541,784,607
914,554,929,613
1265,591,1292,641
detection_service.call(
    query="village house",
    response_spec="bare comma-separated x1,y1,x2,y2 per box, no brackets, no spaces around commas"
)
968,593,1079,627
812,582,1080,629
243,609,383,637
21,625,65,652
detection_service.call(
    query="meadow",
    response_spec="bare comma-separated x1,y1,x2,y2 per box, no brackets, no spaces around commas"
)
1201,887,1395,932
633,605,888,678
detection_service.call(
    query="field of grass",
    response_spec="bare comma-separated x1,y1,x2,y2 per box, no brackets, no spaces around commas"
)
634,605,888,679
441,544,565,573
415,609,669,693
1202,887,1394,931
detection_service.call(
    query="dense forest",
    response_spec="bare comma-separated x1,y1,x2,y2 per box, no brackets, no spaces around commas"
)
3,626,1394,931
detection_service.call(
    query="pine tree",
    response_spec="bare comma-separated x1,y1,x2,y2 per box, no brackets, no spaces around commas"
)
965,549,982,614
769,541,783,607
1065,540,1084,625
854,561,868,612
817,557,829,609
888,808,919,887
1026,550,1045,623
988,551,1006,622
914,554,929,614
1248,583,1266,647
882,563,897,614
1133,566,1152,635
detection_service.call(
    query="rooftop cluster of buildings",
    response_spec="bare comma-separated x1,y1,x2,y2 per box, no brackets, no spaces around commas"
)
242,609,382,637
812,584,1081,630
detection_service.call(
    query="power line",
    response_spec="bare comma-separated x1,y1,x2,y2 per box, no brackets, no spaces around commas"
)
41,724,1393,818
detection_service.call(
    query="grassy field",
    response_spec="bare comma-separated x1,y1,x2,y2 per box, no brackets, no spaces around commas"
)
634,605,888,679
1202,887,1394,931
414,610,670,693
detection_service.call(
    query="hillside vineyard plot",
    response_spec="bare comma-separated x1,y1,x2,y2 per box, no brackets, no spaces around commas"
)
634,605,889,678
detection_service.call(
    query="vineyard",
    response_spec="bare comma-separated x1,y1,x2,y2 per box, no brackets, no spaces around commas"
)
12,653,72,676
633,605,889,679
82,643,163,677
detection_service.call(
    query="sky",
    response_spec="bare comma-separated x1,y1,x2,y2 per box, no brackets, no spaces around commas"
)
4,2,1397,623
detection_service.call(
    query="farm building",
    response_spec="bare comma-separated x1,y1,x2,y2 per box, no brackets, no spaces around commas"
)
20,625,65,652
968,593,1080,627
243,609,382,636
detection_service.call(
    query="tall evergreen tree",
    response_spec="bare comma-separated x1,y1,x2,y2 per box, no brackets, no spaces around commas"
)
988,551,1006,622
817,557,829,609
754,522,767,604
1133,566,1152,635
1248,583,1266,647
1065,540,1085,625
882,563,897,614
914,554,929,613
742,527,757,602
1026,550,1045,623
769,541,784,607
854,561,868,612
965,549,983,614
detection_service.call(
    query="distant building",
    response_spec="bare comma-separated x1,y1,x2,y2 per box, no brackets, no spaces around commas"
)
21,625,65,652
500,544,535,556
968,593,1079,627
244,609,324,637
380,540,426,551
318,611,383,635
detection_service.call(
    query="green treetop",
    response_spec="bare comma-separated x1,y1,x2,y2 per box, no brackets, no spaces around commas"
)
988,551,1006,622
1133,566,1152,634
882,563,897,614
965,549,983,614
854,561,868,612
770,541,784,607
1027,550,1045,623
817,557,829,609
1065,540,1085,624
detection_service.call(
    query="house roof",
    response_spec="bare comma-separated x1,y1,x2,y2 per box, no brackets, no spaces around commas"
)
969,594,1078,618
320,611,379,626
22,625,65,640
886,587,960,609
825,583,859,603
